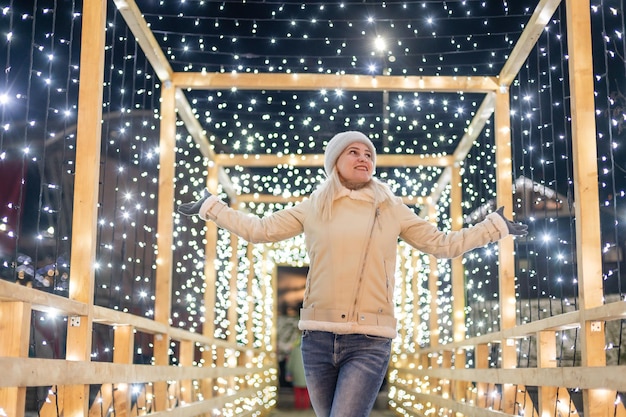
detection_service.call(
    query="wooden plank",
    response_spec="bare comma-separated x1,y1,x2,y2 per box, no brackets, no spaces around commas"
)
200,164,220,410
213,152,453,168
585,300,626,321
397,366,626,392
88,384,113,417
412,306,614,355
93,305,254,351
114,325,135,416
145,387,262,417
450,166,465,343
228,220,239,344
64,0,108,415
156,84,176,326
0,357,272,387
112,0,172,82
494,87,516,414
154,83,177,411
246,244,255,346
175,89,214,160
410,252,422,347
39,386,65,417
474,344,489,408
498,0,563,86
565,1,606,416
173,90,239,200
395,385,520,417
537,331,559,415
180,340,194,406
112,1,240,201
448,166,469,401
427,205,440,348
0,302,31,417
0,280,89,315
172,72,499,93
420,92,496,216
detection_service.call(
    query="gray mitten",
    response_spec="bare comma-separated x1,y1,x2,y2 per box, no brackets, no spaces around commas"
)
177,188,211,217
495,206,528,236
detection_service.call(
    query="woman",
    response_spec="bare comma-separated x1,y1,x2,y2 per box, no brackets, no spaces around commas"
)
178,130,527,417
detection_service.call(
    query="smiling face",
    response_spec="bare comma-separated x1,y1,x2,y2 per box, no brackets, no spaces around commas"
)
335,142,374,188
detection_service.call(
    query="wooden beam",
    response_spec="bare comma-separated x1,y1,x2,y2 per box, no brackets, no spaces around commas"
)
232,193,424,206
494,87,516,414
0,279,89,315
172,72,499,93
173,90,239,200
421,92,496,216
227,213,239,344
0,302,31,417
155,83,176,326
453,92,496,163
498,0,563,87
175,89,214,159
213,153,453,168
416,309,584,355
566,2,606,416
154,84,177,411
0,357,272,387
427,205,440,348
399,366,626,392
112,1,240,201
112,0,172,82
65,0,107,415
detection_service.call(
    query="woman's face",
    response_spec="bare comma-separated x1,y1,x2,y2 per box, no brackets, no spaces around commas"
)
335,142,374,187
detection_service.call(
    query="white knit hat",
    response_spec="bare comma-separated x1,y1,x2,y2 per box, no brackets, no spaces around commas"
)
323,131,376,176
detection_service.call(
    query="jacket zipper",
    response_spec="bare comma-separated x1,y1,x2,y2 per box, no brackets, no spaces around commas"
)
349,206,380,321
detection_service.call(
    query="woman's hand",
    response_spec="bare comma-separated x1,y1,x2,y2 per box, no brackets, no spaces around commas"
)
496,206,528,236
177,188,211,216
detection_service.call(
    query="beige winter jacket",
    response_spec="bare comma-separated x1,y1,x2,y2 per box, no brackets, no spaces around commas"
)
200,186,509,339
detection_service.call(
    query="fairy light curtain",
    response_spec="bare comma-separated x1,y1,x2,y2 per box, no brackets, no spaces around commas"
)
3,0,626,413
0,1,82,414
591,0,626,368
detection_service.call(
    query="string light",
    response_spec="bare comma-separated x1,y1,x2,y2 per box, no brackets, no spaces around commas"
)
1,1,625,415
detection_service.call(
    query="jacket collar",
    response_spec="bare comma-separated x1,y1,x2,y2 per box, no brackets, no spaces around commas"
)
334,186,376,202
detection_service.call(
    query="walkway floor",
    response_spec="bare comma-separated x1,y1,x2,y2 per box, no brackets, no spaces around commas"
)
268,388,397,417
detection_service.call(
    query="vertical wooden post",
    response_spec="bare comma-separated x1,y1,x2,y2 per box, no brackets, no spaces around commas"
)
179,340,194,405
441,350,452,401
449,165,468,402
537,331,558,416
246,243,255,346
411,252,422,349
65,1,107,415
427,204,440,348
0,302,31,417
271,257,279,379
565,2,607,416
425,204,441,413
153,82,177,411
113,325,134,416
228,220,239,344
494,86,517,414
475,343,489,408
201,162,220,407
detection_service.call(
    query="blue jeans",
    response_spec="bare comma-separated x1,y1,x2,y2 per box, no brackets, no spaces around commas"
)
300,330,391,417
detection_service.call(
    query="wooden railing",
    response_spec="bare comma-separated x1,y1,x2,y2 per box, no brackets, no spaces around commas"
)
0,280,277,417
387,300,626,417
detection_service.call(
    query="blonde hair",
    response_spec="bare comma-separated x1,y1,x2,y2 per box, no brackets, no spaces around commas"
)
312,168,397,221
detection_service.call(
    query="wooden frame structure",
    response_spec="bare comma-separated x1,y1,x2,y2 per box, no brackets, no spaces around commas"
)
1,0,626,416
